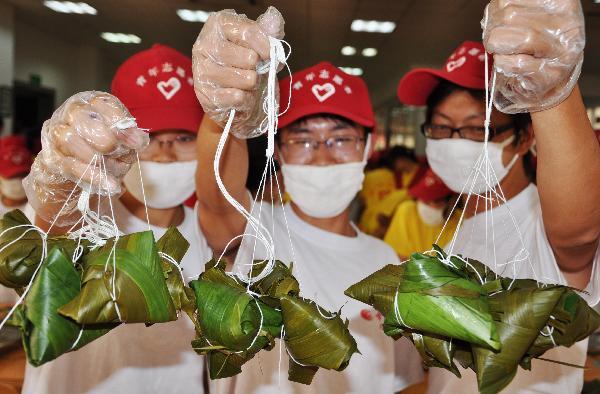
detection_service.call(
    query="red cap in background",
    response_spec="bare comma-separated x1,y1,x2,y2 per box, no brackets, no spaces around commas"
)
0,135,33,178
397,41,490,106
278,61,375,129
409,168,453,203
111,44,204,133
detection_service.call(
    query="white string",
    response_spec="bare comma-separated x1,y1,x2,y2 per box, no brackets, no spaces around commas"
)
0,225,48,331
213,37,293,286
135,152,152,231
428,9,538,289
0,150,105,330
159,251,186,284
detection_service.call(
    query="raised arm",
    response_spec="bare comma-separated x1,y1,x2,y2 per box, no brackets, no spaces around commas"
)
484,0,600,286
195,117,250,255
531,87,600,282
191,7,285,255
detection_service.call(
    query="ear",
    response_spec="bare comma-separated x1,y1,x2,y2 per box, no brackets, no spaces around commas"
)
516,123,534,156
274,144,281,164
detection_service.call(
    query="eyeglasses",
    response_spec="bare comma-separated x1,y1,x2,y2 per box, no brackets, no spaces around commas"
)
145,134,197,156
279,135,365,164
421,123,514,142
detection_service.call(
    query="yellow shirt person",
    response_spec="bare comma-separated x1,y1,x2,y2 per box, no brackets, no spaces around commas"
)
384,169,458,260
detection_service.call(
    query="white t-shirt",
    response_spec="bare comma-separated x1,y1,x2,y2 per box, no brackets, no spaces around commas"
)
428,184,599,394
0,201,27,304
22,198,212,394
213,203,424,394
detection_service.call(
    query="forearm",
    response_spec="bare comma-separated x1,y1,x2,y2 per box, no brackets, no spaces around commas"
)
196,116,250,212
532,85,600,265
195,117,250,253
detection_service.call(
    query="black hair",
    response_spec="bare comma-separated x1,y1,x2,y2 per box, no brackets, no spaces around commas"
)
382,145,416,170
276,113,370,143
0,116,3,131
425,80,535,181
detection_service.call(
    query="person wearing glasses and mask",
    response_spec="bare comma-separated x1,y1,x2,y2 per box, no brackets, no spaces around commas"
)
22,44,211,394
397,21,599,392
192,8,424,394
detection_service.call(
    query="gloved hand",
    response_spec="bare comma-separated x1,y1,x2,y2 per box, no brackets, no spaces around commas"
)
23,91,149,225
192,6,285,138
482,0,585,113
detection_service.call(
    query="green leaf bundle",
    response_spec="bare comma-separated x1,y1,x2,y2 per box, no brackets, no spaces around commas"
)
0,210,78,290
59,231,177,324
345,245,600,394
190,260,358,384
12,247,115,366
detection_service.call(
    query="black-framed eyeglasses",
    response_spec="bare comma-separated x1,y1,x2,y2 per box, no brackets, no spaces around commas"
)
420,123,515,142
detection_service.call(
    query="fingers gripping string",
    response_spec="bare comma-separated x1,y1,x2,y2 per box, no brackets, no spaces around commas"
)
214,36,292,286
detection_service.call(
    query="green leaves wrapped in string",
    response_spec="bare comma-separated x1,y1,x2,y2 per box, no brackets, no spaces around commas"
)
345,245,600,394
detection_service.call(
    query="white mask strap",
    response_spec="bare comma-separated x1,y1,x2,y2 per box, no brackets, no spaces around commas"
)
362,133,372,162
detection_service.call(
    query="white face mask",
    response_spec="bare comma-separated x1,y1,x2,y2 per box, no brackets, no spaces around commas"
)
426,136,519,194
281,136,370,219
0,178,26,201
416,200,444,226
123,160,196,209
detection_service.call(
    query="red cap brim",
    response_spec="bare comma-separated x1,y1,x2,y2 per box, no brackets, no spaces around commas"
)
397,68,485,106
278,102,375,130
129,105,203,134
0,166,30,179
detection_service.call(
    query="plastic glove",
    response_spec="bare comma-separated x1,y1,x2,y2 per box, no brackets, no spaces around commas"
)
23,91,149,225
482,0,585,113
192,6,285,138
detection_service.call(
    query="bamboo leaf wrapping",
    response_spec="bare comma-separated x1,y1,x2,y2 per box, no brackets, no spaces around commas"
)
281,295,358,384
190,260,359,384
12,247,115,366
190,262,282,379
59,231,177,324
345,245,600,394
0,210,78,289
156,227,196,319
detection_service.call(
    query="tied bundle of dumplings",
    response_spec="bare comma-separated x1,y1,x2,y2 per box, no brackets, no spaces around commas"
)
0,91,195,366
1,210,192,366
345,245,600,394
190,260,358,384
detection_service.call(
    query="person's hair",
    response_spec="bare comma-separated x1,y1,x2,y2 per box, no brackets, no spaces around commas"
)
382,145,416,170
0,116,4,131
425,80,535,181
277,113,369,143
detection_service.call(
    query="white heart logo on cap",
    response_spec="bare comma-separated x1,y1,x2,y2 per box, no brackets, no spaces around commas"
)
311,83,336,102
446,56,466,72
157,77,181,100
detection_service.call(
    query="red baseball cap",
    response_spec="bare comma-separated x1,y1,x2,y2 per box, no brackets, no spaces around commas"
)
408,168,452,202
278,61,375,129
0,135,33,178
397,41,490,106
111,44,204,133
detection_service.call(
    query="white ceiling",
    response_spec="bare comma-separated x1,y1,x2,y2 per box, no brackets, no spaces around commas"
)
6,0,600,107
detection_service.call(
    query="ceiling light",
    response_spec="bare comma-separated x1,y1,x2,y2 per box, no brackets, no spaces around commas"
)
340,67,363,76
177,9,211,22
44,1,97,15
341,46,357,56
351,19,396,34
361,47,378,57
101,32,141,44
